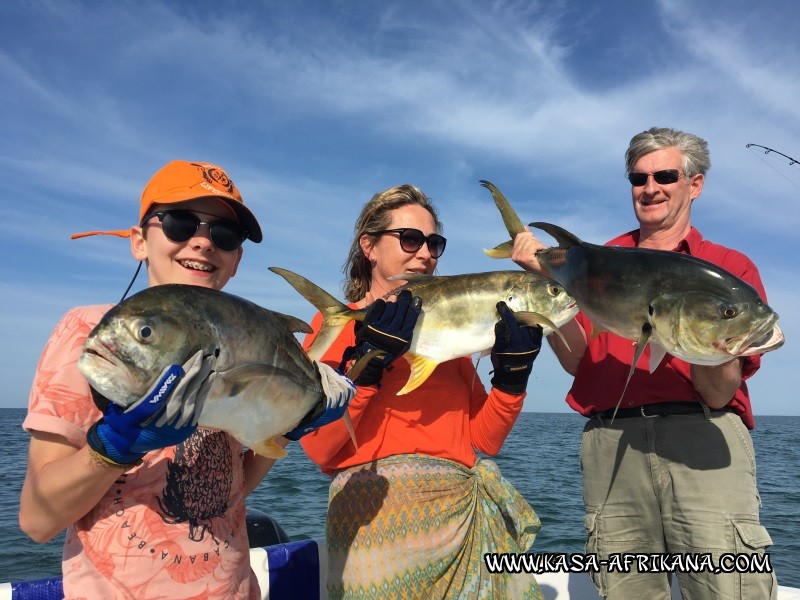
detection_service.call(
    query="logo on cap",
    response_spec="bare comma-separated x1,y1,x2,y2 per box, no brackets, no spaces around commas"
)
192,162,237,197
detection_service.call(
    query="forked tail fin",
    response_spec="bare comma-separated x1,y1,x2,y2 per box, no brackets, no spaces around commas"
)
480,180,527,259
268,267,364,360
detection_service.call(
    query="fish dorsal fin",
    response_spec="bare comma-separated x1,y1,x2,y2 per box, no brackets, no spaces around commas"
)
515,310,571,352
396,353,438,395
609,323,653,423
251,436,289,459
648,342,667,373
480,180,526,260
274,311,313,334
483,240,514,259
529,222,583,248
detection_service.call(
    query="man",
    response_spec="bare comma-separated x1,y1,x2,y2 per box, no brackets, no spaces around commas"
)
512,128,777,599
19,160,354,599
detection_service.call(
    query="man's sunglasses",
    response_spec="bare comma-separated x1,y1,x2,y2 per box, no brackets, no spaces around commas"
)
142,209,249,252
372,228,447,258
626,169,683,187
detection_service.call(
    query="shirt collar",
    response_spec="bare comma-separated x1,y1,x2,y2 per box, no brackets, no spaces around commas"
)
615,226,703,255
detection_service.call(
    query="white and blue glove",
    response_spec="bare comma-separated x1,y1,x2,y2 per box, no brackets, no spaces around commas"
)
284,361,356,440
87,350,217,467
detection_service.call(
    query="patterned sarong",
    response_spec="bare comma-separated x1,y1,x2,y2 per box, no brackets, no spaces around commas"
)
326,454,544,600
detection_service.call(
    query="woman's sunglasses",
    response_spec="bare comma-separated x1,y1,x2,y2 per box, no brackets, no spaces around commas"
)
142,209,249,252
626,169,683,187
372,228,447,258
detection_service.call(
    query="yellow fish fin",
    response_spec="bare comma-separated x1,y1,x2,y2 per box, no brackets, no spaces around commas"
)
482,240,513,259
251,437,289,459
396,353,438,395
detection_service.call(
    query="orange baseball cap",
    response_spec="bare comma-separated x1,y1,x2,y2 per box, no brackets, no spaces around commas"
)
72,160,263,243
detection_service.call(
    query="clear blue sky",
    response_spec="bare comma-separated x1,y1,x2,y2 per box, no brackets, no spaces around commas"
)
2,0,797,415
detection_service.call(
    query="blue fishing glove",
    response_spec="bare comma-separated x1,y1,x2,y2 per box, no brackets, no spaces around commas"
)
87,350,217,467
340,289,423,387
490,301,543,395
284,362,357,440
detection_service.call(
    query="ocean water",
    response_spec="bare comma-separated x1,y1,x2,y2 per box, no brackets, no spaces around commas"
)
2,409,798,588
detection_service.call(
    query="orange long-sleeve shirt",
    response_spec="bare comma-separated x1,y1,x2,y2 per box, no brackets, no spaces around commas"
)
300,310,527,476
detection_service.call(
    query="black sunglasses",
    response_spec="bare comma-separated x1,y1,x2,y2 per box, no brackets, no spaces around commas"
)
626,169,683,187
372,228,447,258
142,209,249,252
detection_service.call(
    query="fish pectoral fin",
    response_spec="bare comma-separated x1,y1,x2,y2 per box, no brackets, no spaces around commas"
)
648,343,667,373
251,437,289,459
343,412,358,452
587,320,606,340
609,324,652,423
515,311,571,352
218,364,301,397
483,240,513,259
344,349,388,381
396,353,438,395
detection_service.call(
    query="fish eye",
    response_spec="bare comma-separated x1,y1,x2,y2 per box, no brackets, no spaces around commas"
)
721,306,738,319
547,284,561,297
132,319,156,344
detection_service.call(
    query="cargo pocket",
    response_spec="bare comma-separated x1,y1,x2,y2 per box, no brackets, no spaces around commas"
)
732,520,777,600
584,511,606,596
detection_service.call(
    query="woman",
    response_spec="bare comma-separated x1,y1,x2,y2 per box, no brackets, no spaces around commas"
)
300,184,545,599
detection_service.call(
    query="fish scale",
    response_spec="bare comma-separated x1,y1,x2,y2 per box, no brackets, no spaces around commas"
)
269,267,578,396
78,284,323,459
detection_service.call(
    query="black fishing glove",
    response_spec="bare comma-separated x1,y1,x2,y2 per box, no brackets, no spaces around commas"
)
340,289,422,387
490,301,543,395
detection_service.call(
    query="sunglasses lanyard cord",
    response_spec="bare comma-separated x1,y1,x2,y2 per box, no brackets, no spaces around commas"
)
118,261,143,304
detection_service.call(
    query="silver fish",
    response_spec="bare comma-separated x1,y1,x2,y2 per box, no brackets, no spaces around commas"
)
481,179,784,413
78,284,336,459
269,267,578,395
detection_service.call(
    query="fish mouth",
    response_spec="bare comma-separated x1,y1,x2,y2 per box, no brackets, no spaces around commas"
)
725,314,784,356
83,337,120,367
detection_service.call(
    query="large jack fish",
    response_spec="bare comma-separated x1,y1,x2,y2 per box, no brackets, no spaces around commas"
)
481,180,784,408
78,284,344,459
269,266,578,395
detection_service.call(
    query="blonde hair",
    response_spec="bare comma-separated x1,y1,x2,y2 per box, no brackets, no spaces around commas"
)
342,184,442,302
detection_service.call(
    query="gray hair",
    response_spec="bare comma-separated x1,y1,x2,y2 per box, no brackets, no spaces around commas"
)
625,127,711,177
342,184,442,302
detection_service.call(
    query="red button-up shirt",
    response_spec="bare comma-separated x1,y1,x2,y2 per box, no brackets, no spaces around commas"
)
565,227,767,429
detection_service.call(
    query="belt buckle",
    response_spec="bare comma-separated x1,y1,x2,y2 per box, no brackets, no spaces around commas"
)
640,405,658,418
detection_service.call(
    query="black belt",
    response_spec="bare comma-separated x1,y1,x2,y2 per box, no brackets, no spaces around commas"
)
594,402,735,419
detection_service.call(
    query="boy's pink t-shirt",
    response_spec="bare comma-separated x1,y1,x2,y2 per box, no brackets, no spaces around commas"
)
24,305,259,600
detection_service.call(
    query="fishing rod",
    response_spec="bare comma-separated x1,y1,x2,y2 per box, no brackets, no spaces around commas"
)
745,143,800,190
745,143,799,166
